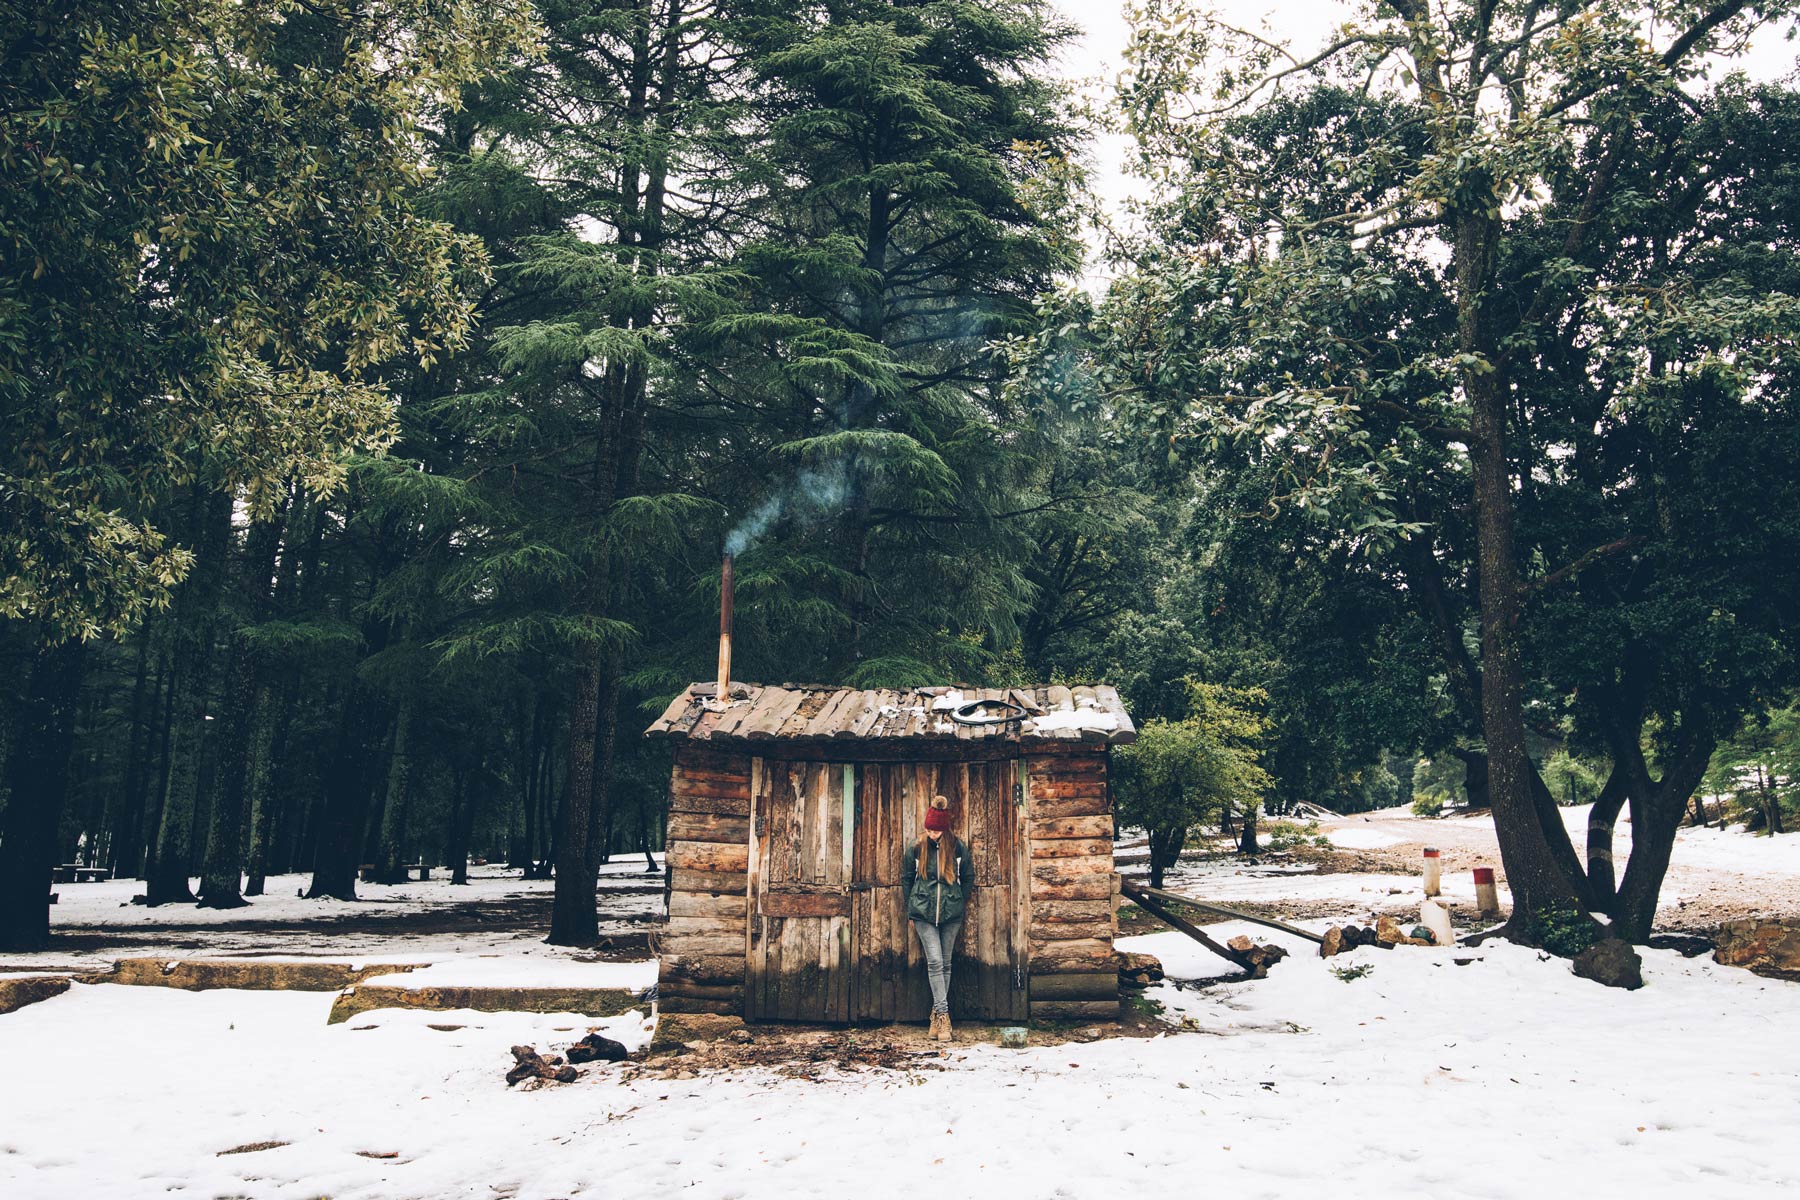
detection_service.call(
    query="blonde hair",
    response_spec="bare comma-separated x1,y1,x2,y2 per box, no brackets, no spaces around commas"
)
917,795,951,882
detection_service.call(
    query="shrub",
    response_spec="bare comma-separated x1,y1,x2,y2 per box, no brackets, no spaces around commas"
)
1410,793,1445,818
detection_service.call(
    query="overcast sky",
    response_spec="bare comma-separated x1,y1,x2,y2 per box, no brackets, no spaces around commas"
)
1046,1,1800,281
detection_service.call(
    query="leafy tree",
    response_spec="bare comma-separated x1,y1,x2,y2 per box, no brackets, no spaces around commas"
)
1704,702,1800,834
1113,680,1271,885
1104,0,1800,943
700,0,1086,688
0,0,538,949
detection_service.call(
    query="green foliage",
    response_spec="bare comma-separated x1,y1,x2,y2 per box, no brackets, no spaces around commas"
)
1090,0,1800,930
0,0,541,642
1329,963,1374,983
1703,702,1800,833
1529,902,1604,959
1114,679,1271,880
1264,820,1328,852
1410,793,1445,819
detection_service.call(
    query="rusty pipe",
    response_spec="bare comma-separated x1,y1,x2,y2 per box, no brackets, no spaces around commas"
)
716,551,733,700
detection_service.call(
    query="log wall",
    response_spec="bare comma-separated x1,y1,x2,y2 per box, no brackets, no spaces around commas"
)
1023,749,1119,1022
657,746,753,1014
657,743,1119,1023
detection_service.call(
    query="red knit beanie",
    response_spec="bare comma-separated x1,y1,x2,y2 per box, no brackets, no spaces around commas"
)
924,805,951,832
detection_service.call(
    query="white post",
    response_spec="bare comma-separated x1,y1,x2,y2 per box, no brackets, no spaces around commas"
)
1473,867,1500,917
1421,898,1454,947
1422,846,1442,897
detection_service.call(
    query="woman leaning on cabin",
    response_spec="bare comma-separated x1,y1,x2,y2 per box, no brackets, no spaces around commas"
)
902,795,974,1041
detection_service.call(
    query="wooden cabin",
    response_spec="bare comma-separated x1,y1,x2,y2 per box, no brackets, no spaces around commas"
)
644,683,1137,1025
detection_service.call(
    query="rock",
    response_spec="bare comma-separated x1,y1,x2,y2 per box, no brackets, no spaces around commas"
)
650,1012,745,1053
1572,939,1644,990
1115,951,1164,988
507,1044,580,1086
1713,918,1800,981
566,1032,629,1064
1226,934,1290,978
1409,925,1437,945
1318,926,1344,958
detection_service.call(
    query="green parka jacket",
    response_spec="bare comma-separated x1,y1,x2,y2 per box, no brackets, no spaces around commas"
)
901,835,974,925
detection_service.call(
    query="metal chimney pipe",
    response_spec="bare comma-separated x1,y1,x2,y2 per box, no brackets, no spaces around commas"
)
716,551,734,700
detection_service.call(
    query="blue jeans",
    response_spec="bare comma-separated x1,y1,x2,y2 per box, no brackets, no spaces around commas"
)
911,917,963,1015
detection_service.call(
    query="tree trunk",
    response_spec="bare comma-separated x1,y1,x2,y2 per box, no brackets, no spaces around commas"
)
550,645,601,944
1237,806,1258,855
1612,740,1714,942
305,686,384,901
0,639,89,952
373,698,416,884
242,686,284,895
199,498,288,907
112,620,158,878
587,661,626,869
1456,209,1588,939
145,490,231,906
1146,823,1187,889
448,766,475,885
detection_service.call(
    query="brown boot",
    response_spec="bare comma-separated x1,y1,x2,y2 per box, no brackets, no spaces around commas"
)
940,1014,954,1042
927,1012,945,1041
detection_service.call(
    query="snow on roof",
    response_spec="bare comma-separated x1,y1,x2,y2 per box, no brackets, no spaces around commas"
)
645,683,1136,745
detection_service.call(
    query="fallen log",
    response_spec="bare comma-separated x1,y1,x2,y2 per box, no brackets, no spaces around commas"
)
1124,880,1324,946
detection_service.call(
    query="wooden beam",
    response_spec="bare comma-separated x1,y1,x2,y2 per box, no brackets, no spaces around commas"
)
1123,879,1324,945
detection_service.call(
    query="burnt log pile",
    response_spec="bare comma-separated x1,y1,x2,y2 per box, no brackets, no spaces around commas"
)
505,1032,631,1086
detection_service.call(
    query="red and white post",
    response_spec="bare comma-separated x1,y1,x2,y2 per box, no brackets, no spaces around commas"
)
1473,866,1499,917
1422,846,1441,897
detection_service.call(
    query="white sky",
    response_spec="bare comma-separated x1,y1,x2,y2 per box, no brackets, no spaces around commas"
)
1047,0,1800,284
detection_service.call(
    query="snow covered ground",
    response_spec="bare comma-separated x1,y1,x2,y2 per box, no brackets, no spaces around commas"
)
3,936,1795,1199
5,822,1797,1197
9,862,664,971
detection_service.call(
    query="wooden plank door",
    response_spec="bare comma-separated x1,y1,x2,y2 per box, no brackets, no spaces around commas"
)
745,759,853,1022
850,759,1027,1022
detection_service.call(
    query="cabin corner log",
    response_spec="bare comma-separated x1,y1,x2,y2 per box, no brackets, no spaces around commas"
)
1030,998,1120,1022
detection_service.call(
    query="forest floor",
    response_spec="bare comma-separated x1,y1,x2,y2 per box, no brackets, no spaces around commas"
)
3,818,1798,1198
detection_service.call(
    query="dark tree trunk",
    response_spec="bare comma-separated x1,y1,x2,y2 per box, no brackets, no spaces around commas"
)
588,662,625,869
242,686,286,896
1237,806,1258,855
1756,764,1783,835
1455,207,1588,939
1612,738,1714,942
1146,824,1186,889
0,639,89,952
305,687,384,901
550,647,602,944
373,698,415,884
146,489,231,906
199,498,287,907
112,621,157,878
448,766,475,885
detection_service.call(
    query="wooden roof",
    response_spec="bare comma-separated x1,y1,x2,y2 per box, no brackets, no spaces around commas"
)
645,683,1136,746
